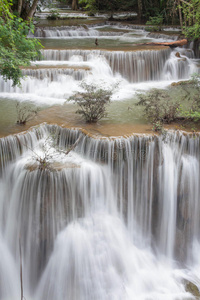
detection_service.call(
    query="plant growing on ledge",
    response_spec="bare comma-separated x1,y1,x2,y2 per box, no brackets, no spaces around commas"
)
136,89,180,126
16,101,38,125
177,74,200,121
69,82,113,123
47,9,61,20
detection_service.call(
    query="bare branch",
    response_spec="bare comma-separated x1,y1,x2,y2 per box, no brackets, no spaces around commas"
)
65,135,82,155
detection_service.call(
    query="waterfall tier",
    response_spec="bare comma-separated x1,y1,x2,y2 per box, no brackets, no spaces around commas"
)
41,48,171,82
0,47,198,102
1,124,200,299
34,26,125,38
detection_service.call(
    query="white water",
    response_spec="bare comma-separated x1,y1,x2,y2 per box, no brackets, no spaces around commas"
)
1,24,200,299
0,26,199,105
0,48,198,105
33,26,126,38
0,125,200,299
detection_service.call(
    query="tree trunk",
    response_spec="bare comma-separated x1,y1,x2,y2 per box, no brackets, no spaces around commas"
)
72,0,78,10
25,0,38,20
137,39,188,47
178,0,183,31
138,0,143,23
17,0,23,16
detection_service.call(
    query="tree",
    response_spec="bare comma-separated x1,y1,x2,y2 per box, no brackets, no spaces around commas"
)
79,0,135,17
11,0,40,20
72,0,78,10
137,0,142,22
102,0,124,19
0,0,42,86
69,82,113,123
141,0,182,25
179,0,200,39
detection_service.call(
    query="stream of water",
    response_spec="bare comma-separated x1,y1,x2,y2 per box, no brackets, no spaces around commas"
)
0,21,200,299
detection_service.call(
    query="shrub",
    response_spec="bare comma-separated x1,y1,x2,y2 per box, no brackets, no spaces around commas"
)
16,101,38,125
152,121,163,132
136,89,180,124
146,15,163,31
177,74,200,121
47,10,60,20
69,82,113,123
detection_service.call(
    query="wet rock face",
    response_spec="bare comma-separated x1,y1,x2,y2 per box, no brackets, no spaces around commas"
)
175,52,181,58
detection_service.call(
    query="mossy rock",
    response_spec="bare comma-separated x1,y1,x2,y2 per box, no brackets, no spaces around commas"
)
171,80,190,86
185,280,200,298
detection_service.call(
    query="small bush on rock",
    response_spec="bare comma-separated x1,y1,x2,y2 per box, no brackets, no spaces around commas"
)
16,101,38,125
69,82,114,123
136,89,180,124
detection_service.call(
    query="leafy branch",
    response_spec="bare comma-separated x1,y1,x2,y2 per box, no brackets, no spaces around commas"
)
69,82,117,123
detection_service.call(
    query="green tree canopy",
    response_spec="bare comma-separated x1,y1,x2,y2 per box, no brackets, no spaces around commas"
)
180,0,200,39
79,0,135,16
0,0,42,86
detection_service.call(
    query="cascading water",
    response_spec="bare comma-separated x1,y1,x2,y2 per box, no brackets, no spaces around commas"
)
0,26,199,104
1,22,200,300
0,124,200,299
33,26,125,38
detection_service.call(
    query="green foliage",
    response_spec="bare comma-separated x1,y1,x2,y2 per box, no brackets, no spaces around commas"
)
136,75,200,130
142,0,180,25
69,82,113,123
152,121,164,132
181,110,200,121
146,15,163,26
0,0,42,86
78,0,134,15
184,23,200,40
146,15,163,31
79,0,97,14
142,0,163,21
136,89,180,124
178,73,200,120
180,0,200,39
47,9,61,20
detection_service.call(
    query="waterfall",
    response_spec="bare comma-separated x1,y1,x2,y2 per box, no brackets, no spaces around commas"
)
0,68,87,94
0,47,198,103
22,68,86,81
40,48,171,82
0,235,20,299
33,26,124,38
147,32,179,41
0,124,200,299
